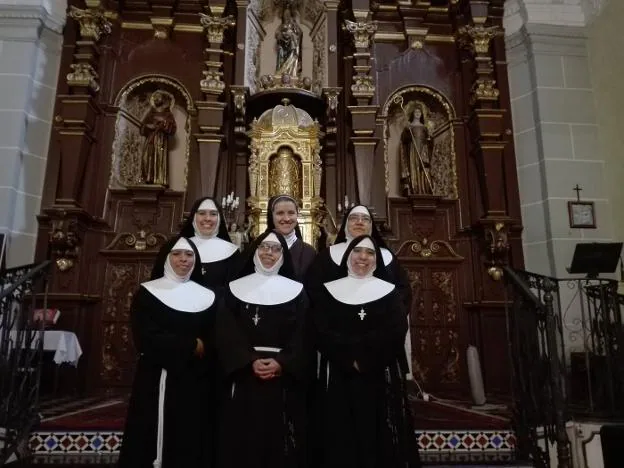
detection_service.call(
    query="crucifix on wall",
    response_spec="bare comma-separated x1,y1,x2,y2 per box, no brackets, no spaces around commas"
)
568,184,596,229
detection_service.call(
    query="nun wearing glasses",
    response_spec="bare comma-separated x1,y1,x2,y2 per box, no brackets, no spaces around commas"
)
118,237,218,468
311,234,420,468
178,196,241,290
215,230,310,468
306,204,411,312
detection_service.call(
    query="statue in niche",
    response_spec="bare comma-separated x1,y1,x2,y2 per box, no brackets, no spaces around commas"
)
399,102,435,195
269,146,302,199
275,3,303,77
138,90,177,186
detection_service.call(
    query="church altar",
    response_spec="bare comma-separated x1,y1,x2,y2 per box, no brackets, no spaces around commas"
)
36,0,520,400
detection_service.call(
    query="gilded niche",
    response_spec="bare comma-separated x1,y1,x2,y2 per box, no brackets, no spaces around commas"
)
382,87,458,199
109,77,193,191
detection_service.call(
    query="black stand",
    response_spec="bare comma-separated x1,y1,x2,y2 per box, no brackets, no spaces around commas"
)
566,242,623,278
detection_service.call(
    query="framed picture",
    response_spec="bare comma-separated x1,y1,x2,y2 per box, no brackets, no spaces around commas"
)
568,201,596,229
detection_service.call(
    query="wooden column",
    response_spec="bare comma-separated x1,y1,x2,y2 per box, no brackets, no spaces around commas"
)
344,18,378,208
458,3,509,280
195,10,235,198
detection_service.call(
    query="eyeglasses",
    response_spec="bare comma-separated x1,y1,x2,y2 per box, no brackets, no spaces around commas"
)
347,215,372,223
258,242,283,253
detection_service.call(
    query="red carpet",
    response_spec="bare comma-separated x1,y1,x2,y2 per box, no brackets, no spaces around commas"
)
37,395,509,431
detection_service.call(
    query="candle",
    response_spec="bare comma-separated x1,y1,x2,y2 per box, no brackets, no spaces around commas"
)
337,203,342,213
222,196,226,206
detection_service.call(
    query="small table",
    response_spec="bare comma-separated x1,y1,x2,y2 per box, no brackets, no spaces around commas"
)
6,330,83,366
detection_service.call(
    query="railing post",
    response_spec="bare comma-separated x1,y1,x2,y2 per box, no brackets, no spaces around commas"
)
543,279,571,468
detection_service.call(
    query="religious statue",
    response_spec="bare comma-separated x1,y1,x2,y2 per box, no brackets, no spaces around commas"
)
275,6,303,77
399,102,435,195
139,90,177,186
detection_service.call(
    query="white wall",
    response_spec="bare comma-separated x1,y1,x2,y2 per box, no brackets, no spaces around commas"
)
0,0,66,267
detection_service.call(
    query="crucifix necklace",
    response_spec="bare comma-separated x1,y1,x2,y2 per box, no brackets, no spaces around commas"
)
250,305,260,326
358,307,367,321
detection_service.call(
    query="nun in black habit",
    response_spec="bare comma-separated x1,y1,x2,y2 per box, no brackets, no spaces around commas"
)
179,196,240,290
306,204,411,311
312,235,420,468
118,237,218,468
265,194,316,280
216,230,310,468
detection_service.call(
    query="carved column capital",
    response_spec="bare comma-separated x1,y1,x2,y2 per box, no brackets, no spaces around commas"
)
344,20,378,49
199,14,236,44
68,5,112,43
458,25,499,55
66,63,100,93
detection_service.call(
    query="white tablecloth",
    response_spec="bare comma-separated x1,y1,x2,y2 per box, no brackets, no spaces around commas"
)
5,330,83,366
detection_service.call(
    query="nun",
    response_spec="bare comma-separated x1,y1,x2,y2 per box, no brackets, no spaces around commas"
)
265,194,316,280
306,204,411,311
179,196,240,290
118,237,218,468
312,235,420,468
216,230,309,468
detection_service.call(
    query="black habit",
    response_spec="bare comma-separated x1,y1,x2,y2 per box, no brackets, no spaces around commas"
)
265,194,317,281
119,237,218,468
216,231,309,468
179,196,241,290
312,235,420,468
306,204,412,312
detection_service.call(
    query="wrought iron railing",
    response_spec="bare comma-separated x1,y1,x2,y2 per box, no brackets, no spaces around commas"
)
0,261,50,467
504,267,571,468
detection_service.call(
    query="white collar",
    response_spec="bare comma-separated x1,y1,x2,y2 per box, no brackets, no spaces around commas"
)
284,230,298,248
324,276,395,305
191,236,239,263
229,273,303,305
142,278,215,313
329,242,393,266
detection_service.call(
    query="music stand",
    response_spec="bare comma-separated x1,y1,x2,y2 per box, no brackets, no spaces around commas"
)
566,242,623,279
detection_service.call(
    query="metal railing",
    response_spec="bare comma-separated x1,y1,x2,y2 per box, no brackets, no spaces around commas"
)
0,261,50,466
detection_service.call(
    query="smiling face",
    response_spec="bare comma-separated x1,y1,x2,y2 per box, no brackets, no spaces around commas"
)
346,210,372,238
195,208,219,236
349,246,376,277
272,200,298,236
257,241,284,269
169,249,195,277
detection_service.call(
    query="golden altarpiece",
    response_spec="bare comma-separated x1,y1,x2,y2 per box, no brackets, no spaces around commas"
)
37,0,521,398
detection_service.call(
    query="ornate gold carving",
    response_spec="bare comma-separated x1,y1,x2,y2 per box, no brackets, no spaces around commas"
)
150,17,174,39
105,231,168,252
440,330,460,383
382,86,458,198
247,100,324,244
257,73,321,96
351,74,375,98
485,222,510,281
397,238,463,260
458,25,499,55
200,69,225,95
68,5,112,42
49,219,80,272
432,271,457,323
323,87,341,126
66,63,100,93
230,85,248,134
471,79,500,104
104,264,136,320
269,146,302,199
344,19,378,49
199,14,236,43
